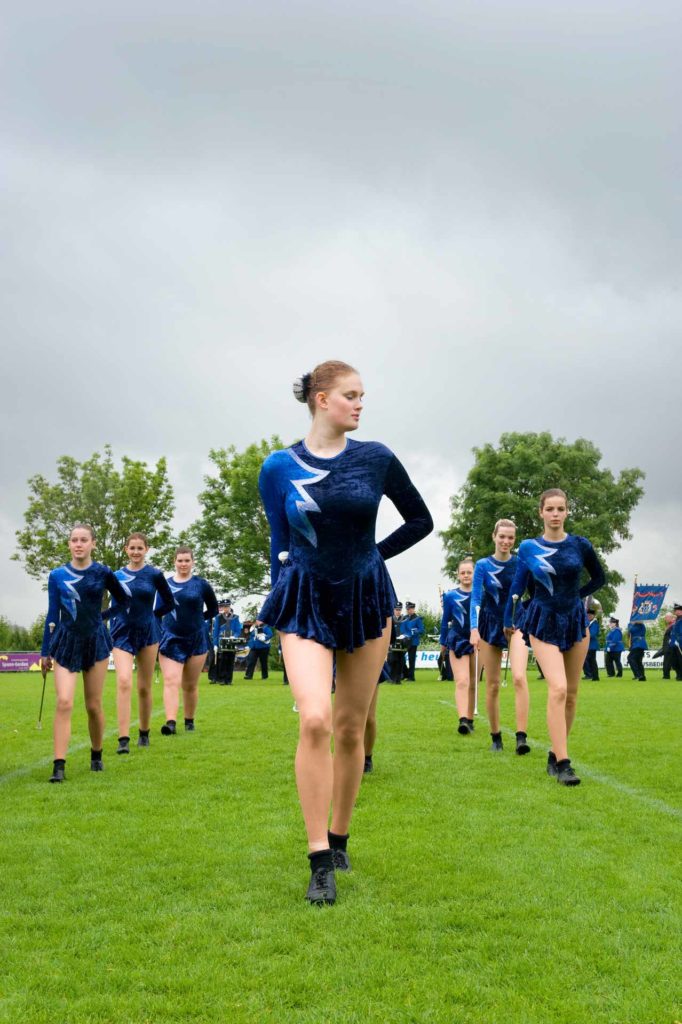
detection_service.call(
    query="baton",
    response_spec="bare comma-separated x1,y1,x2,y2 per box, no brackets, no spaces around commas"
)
37,623,55,730
473,605,480,715
503,594,519,689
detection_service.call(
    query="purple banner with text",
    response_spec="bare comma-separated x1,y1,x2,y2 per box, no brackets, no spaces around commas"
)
0,652,42,672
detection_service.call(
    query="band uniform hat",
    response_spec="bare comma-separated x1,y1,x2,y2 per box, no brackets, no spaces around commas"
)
394,601,403,609
674,603,682,612
609,616,619,625
406,601,416,609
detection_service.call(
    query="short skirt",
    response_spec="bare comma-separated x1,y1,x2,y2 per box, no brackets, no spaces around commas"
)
521,599,588,653
50,623,112,673
478,605,506,649
110,617,161,655
159,628,209,664
446,629,474,659
259,557,396,654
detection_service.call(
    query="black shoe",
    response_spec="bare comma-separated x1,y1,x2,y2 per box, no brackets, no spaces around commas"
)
556,760,581,786
137,733,150,748
331,848,351,872
49,766,65,783
306,866,336,905
363,755,373,773
90,759,104,772
184,719,195,732
515,733,531,755
547,751,558,778
457,718,471,735
490,735,503,752
161,721,176,735
116,737,130,755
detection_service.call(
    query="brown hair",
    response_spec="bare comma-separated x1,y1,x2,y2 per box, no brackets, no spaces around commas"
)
458,556,474,570
175,544,193,559
493,518,516,535
70,523,96,541
125,532,149,548
539,488,568,510
304,360,358,414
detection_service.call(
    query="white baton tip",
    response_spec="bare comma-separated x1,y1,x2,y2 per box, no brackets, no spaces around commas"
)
512,594,519,601
278,551,289,563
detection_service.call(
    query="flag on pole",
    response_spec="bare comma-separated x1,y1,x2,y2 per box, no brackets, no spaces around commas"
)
629,584,668,623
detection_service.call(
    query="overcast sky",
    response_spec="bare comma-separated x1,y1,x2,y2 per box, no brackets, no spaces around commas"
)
2,0,680,628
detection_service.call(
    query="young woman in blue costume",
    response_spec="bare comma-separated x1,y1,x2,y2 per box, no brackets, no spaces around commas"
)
259,360,433,906
109,532,174,753
158,546,218,736
504,489,605,786
470,520,530,755
440,557,476,736
40,524,132,783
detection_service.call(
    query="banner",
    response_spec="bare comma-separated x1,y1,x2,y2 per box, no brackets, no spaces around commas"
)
630,584,668,623
0,652,42,672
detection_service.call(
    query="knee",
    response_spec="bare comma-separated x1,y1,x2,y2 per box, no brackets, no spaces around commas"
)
56,695,74,715
487,680,500,698
138,682,151,700
118,677,132,695
512,674,527,692
300,710,332,745
84,697,102,717
334,718,364,750
548,683,568,704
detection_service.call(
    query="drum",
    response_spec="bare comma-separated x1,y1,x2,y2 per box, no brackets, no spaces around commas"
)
219,636,240,652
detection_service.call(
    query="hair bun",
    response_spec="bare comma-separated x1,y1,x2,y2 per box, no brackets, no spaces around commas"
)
292,372,311,404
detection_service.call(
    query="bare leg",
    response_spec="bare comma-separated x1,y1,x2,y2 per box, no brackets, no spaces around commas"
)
159,654,183,722
364,683,379,756
481,641,502,733
468,653,477,719
510,630,530,732
563,637,588,736
530,635,588,761
330,624,391,836
450,651,470,718
135,644,159,731
181,654,207,719
280,634,335,852
82,659,109,751
53,664,77,759
113,648,134,737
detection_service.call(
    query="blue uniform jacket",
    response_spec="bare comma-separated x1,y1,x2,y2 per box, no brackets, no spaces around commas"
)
605,627,624,652
587,619,600,650
400,614,424,647
627,622,647,650
247,625,273,650
213,613,242,646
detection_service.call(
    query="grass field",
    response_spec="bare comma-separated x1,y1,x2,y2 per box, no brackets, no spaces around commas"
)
1,668,681,1024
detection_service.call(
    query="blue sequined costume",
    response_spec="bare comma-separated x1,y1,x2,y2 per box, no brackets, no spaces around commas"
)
440,588,473,659
470,555,517,648
42,562,131,672
504,534,605,651
159,576,219,663
108,565,175,654
258,439,433,652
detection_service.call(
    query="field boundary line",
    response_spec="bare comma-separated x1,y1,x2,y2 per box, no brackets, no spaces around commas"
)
0,709,166,786
437,698,682,821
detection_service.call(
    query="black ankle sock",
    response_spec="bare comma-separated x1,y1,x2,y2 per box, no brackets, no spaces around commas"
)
328,831,349,852
466,718,474,726
139,730,149,738
459,717,468,726
119,736,130,744
516,730,527,738
556,758,570,771
491,732,502,742
547,750,557,764
90,749,102,761
53,758,65,769
308,849,334,872
166,720,176,727
184,718,194,727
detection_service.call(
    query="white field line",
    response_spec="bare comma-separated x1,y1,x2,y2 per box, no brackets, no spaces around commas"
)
0,709,166,786
437,698,682,822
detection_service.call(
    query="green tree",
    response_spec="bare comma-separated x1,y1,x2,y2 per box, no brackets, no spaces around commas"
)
192,437,286,600
415,602,441,643
440,432,645,615
13,445,175,582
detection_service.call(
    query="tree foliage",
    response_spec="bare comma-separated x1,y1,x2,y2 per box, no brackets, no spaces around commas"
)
191,437,286,600
439,432,645,615
13,445,175,581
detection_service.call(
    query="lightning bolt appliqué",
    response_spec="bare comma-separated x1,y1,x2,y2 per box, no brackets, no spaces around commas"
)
62,568,84,621
168,581,183,619
526,542,558,595
287,449,330,547
485,563,505,605
450,590,469,627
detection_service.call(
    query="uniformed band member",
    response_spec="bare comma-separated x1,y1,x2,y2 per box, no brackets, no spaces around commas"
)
400,601,424,681
583,609,601,681
243,621,273,679
604,617,625,677
387,602,406,684
669,604,682,679
211,599,242,685
653,612,682,680
626,619,648,681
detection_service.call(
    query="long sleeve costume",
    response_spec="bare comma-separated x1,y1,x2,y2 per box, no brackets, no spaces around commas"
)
159,576,219,663
503,534,605,651
258,439,433,652
108,565,175,654
42,562,132,672
440,588,474,659
470,555,517,648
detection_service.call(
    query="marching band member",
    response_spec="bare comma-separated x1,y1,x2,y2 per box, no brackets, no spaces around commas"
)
243,621,273,679
211,599,242,685
604,617,624,677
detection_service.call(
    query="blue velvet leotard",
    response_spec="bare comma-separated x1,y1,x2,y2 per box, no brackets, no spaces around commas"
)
470,555,517,648
159,576,219,663
504,534,605,651
440,588,473,659
108,565,175,654
42,562,131,672
258,439,433,652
